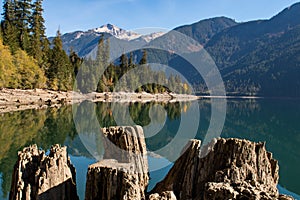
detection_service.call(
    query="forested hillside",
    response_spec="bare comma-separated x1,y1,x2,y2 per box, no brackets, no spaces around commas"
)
77,37,191,94
203,3,300,96
171,3,300,97
174,17,238,46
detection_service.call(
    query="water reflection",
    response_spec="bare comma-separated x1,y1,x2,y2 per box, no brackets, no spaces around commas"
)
220,99,300,195
0,99,299,199
0,101,189,199
0,106,76,198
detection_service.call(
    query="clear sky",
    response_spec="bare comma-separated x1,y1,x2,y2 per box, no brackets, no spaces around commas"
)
1,0,300,36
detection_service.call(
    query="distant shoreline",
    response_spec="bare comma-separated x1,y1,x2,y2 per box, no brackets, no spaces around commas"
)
199,95,262,99
1,88,299,114
0,88,199,113
199,95,300,100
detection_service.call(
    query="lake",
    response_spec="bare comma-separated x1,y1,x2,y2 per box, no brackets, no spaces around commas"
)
0,99,299,200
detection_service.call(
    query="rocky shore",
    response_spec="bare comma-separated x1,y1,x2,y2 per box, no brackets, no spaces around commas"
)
0,88,199,113
9,126,294,200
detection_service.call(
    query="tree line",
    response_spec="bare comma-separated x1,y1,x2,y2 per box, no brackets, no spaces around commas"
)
0,0,81,90
0,0,190,94
77,37,191,94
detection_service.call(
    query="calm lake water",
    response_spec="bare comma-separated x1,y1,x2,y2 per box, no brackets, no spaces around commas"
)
0,99,299,200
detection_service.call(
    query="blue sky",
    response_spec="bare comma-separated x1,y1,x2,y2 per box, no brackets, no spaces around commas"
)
2,0,300,36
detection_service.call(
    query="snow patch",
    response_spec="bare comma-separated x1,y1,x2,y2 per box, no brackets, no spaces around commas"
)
92,24,166,42
67,24,167,43
93,24,141,41
75,32,84,39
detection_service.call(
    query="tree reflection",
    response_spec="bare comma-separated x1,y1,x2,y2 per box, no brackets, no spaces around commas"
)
94,101,188,127
0,106,76,198
1,99,299,197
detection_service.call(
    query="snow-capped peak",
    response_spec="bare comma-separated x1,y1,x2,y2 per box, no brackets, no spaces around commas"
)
91,24,167,42
93,24,123,35
93,24,141,41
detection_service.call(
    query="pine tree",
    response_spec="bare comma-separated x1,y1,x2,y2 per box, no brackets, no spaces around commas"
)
120,53,128,74
15,0,32,52
40,35,51,71
47,30,73,91
29,0,47,64
69,48,82,76
2,0,15,23
128,52,134,68
1,0,19,52
95,36,110,92
96,36,109,70
139,50,147,65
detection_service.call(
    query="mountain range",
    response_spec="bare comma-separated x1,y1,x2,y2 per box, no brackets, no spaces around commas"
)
57,2,300,97
204,2,300,96
52,24,165,57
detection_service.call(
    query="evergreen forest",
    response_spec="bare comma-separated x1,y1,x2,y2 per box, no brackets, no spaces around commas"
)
0,0,190,94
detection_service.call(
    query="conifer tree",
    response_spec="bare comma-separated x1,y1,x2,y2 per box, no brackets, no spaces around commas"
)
128,52,134,68
139,50,147,65
29,0,47,64
15,0,32,52
95,36,110,92
120,53,128,74
1,0,19,52
2,0,15,23
96,36,109,70
47,30,73,91
69,48,83,76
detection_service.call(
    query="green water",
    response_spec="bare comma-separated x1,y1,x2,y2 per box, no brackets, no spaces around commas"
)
0,99,299,199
